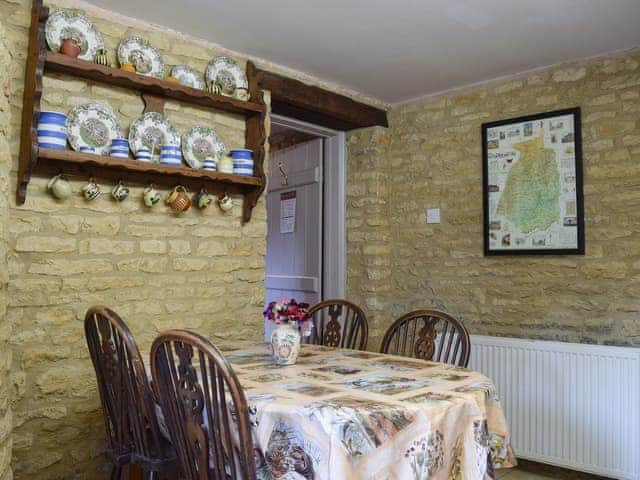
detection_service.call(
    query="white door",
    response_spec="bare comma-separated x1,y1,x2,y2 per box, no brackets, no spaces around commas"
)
265,138,323,340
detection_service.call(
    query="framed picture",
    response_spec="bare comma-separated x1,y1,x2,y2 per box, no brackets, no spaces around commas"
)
482,107,584,255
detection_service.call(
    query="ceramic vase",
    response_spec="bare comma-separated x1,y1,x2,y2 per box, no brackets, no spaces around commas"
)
270,323,301,365
60,38,81,57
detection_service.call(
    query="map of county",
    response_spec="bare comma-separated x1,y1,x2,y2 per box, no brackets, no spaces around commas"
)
496,132,560,234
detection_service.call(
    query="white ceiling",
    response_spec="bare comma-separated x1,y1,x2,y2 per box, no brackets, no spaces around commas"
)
87,0,640,105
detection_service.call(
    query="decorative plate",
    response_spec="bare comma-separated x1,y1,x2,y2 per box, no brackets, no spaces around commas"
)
205,56,248,96
45,9,105,61
117,36,164,78
128,112,180,159
181,125,225,169
66,102,123,155
171,65,205,90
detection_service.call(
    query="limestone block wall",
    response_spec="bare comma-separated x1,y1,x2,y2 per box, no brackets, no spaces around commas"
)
2,0,271,477
347,49,640,350
0,16,13,480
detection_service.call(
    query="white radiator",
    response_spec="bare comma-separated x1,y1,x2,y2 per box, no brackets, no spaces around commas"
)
469,335,640,479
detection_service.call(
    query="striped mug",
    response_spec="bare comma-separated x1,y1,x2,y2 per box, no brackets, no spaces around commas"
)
110,138,129,159
160,144,182,167
38,111,67,150
136,147,152,162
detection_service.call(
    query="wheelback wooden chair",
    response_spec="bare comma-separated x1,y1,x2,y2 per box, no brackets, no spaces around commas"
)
84,306,178,480
380,309,471,367
151,330,256,480
305,299,369,350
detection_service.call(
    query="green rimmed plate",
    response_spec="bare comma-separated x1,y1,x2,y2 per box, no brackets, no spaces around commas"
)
45,9,105,61
205,56,248,97
181,125,225,169
171,65,205,90
117,36,164,79
66,102,123,155
129,112,180,159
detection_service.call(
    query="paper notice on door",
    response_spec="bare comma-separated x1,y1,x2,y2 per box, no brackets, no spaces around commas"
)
280,191,296,234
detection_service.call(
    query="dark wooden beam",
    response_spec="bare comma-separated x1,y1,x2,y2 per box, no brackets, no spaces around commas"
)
269,129,317,152
258,69,388,130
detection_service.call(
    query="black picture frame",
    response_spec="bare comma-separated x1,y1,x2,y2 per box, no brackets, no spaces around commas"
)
482,107,585,256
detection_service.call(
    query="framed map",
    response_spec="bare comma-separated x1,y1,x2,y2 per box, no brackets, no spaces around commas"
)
482,108,584,255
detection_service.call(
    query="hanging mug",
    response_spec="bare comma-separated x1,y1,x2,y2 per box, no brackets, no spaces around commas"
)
166,186,191,212
143,184,161,207
218,193,233,212
111,181,130,201
82,178,101,201
47,173,72,200
194,188,212,210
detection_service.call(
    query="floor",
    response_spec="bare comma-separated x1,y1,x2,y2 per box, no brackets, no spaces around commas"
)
497,469,556,479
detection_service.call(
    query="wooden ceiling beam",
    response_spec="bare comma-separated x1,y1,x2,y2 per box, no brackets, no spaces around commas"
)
269,129,318,152
257,69,388,130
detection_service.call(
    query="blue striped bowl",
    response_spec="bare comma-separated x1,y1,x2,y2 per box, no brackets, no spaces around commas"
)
160,144,182,166
136,147,152,162
79,146,95,154
37,111,67,149
110,138,129,159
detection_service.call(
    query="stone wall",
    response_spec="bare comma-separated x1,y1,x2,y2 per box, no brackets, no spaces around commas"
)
347,48,640,350
3,0,271,477
0,15,13,480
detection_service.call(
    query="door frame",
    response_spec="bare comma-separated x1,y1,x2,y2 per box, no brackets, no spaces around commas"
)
269,114,346,300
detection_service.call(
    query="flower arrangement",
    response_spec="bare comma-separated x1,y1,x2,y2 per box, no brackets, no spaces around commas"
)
264,298,313,336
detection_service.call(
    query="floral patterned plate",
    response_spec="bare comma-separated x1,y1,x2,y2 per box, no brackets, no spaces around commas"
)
117,36,164,78
128,112,180,160
205,56,248,97
170,65,205,90
66,102,123,155
181,125,225,169
45,9,105,61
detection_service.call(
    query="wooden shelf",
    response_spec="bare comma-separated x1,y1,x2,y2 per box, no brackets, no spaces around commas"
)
18,0,267,222
45,52,266,116
39,147,263,187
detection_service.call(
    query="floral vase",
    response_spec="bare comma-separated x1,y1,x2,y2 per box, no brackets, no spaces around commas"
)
270,323,301,365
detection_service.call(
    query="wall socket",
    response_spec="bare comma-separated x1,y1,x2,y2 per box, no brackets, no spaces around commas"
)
426,208,441,224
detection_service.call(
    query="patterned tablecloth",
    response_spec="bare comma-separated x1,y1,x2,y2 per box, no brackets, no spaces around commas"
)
216,342,516,480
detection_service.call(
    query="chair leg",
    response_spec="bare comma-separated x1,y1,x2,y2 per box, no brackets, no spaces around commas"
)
147,471,158,480
110,465,122,480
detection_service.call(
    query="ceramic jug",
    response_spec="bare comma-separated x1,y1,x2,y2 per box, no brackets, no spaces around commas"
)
82,178,101,201
143,185,160,207
60,38,81,57
47,174,72,200
194,188,212,210
111,181,130,201
166,186,191,212
218,193,233,212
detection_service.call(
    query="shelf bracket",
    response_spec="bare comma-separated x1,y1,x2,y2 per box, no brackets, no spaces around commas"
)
17,0,48,205
142,92,166,114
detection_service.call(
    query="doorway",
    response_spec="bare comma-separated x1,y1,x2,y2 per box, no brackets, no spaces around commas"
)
264,115,346,340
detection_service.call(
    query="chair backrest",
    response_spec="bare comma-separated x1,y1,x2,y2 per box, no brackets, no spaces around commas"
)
380,310,470,367
306,299,368,350
84,306,172,466
151,330,255,480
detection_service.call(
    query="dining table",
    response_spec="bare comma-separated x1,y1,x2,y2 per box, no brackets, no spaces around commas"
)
196,341,517,480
